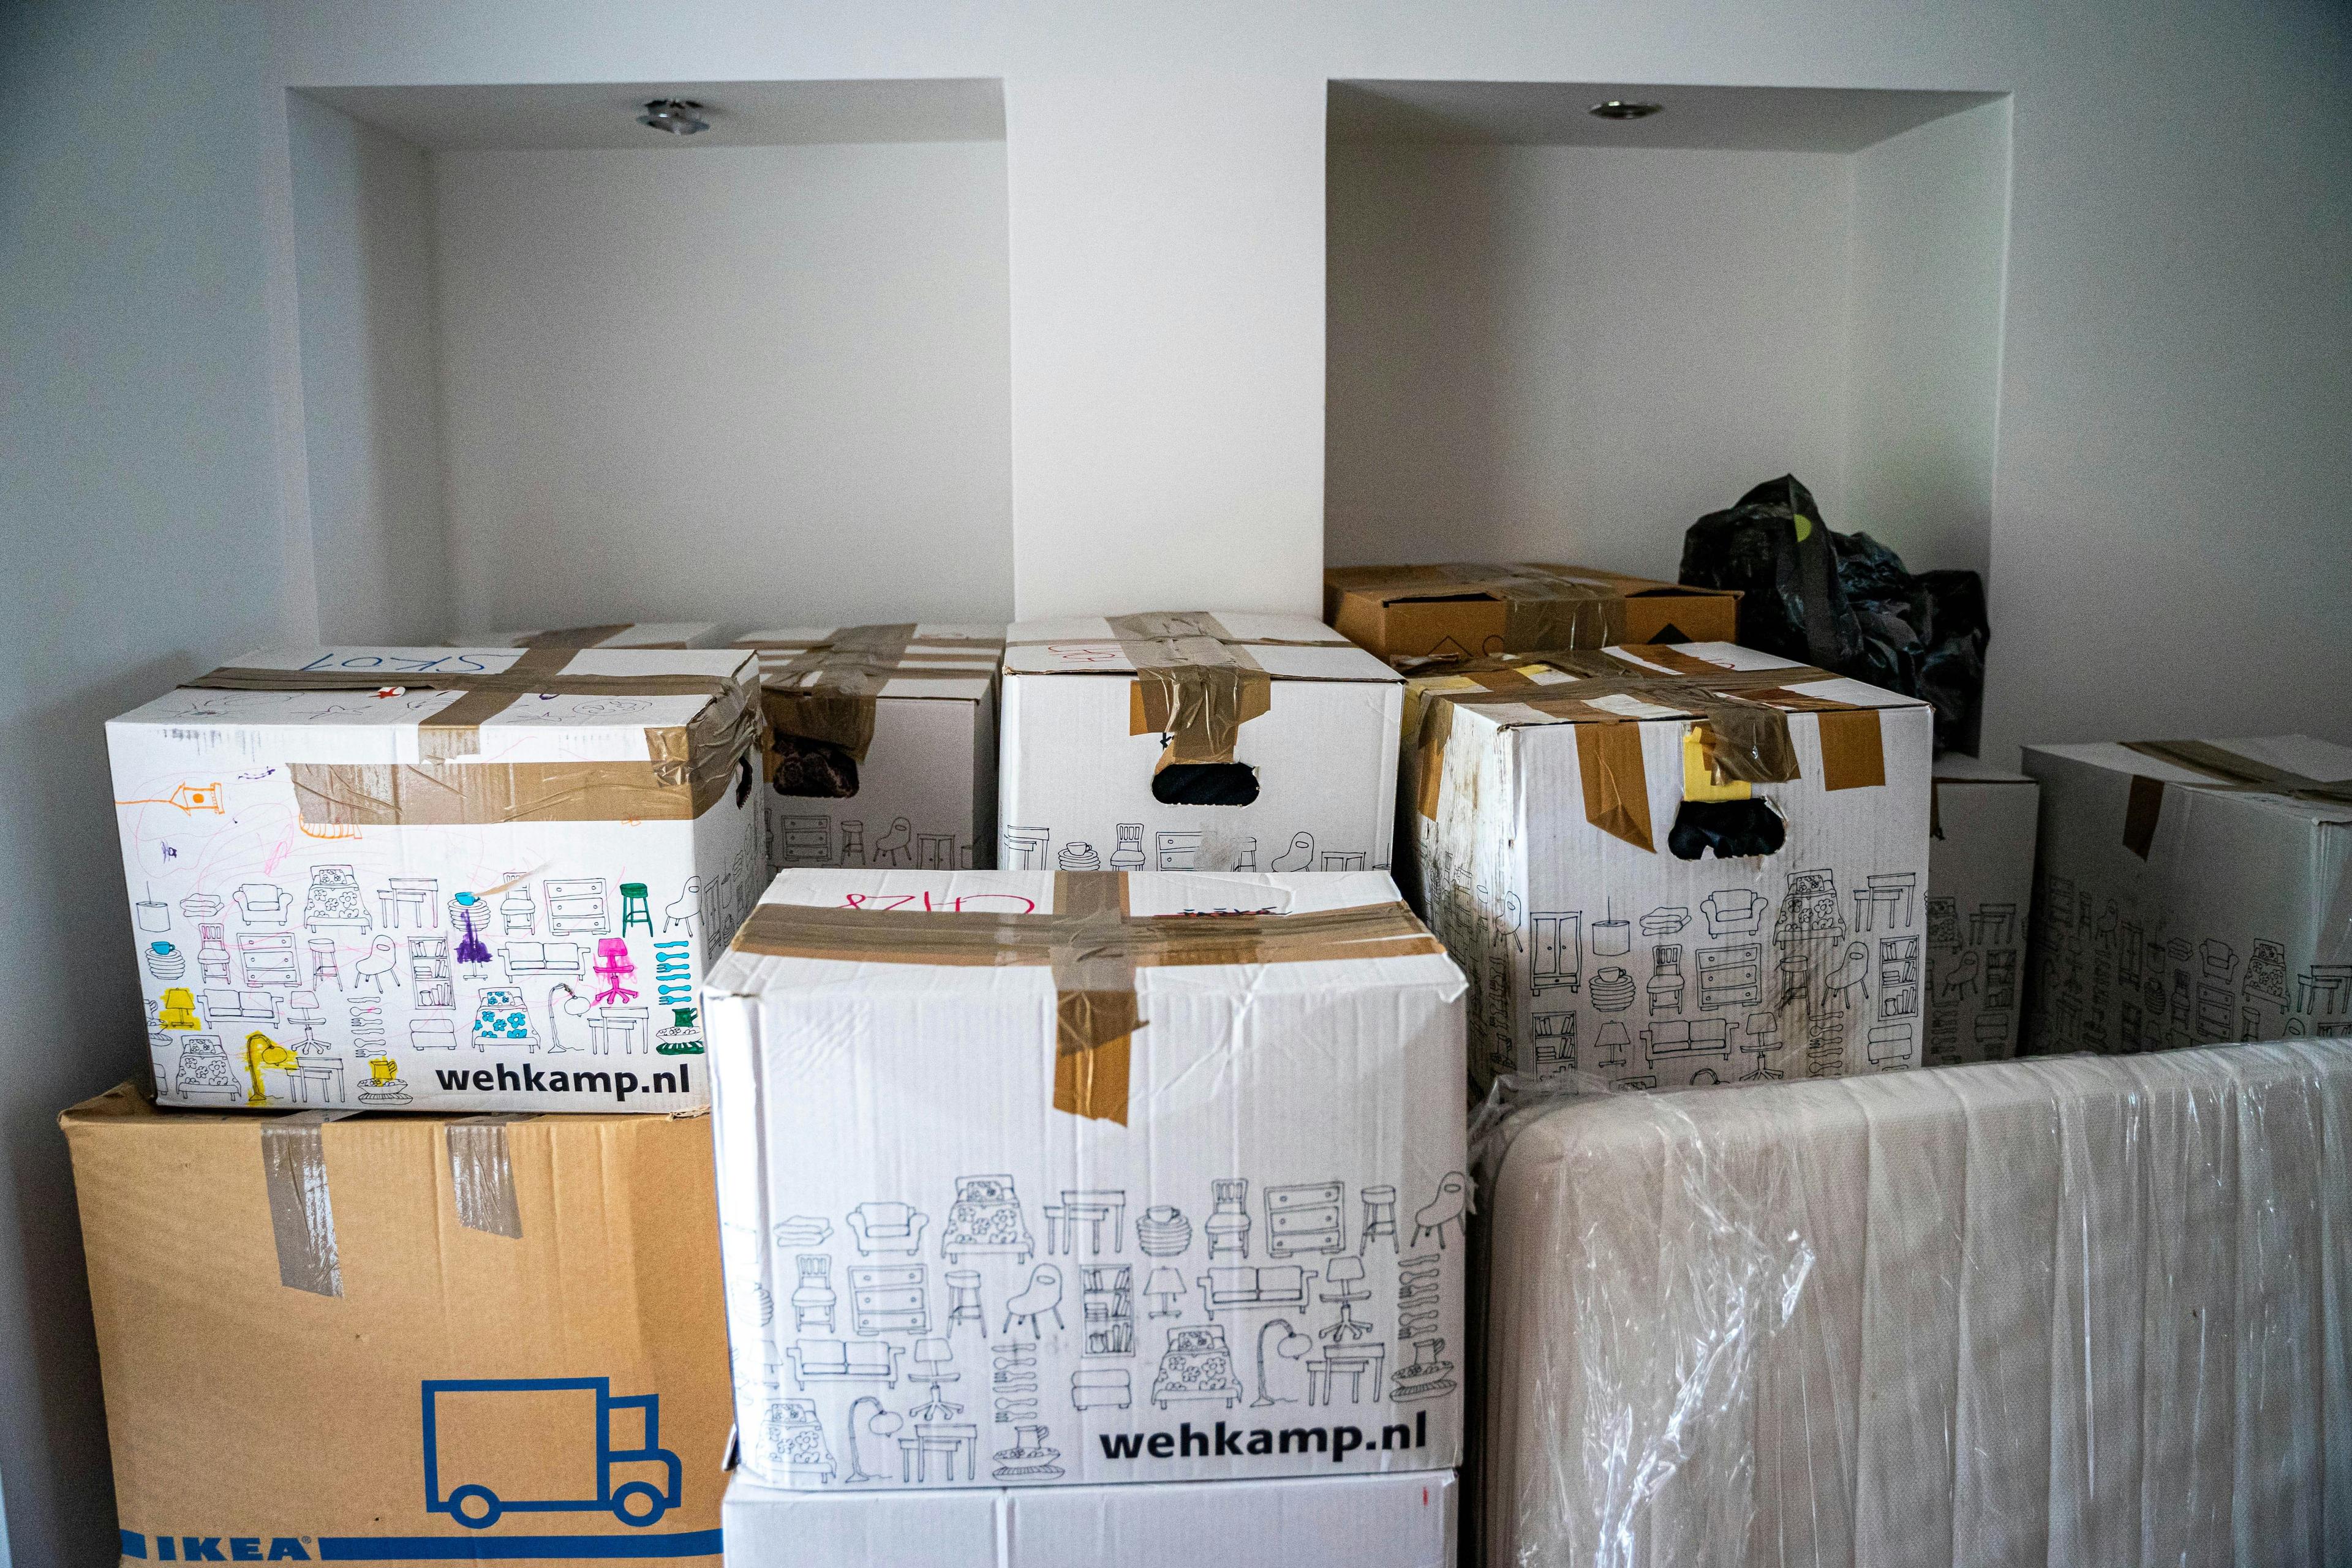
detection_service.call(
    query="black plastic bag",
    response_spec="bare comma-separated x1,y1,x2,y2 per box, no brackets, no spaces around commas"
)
1678,475,1988,753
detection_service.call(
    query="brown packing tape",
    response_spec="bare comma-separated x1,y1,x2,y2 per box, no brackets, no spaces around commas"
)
2124,776,2167,859
728,892,1444,1124
1108,612,1275,768
446,1118,526,1238
260,1117,343,1297
189,657,764,826
762,624,916,763
1816,709,1887,792
1332,564,1630,651
515,624,636,648
1415,699,1455,821
1050,870,1136,1125
1575,722,1656,853
1406,649,1885,850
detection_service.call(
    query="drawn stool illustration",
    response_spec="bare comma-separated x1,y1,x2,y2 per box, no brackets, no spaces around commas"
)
619,882,654,937
1358,1186,1398,1251
944,1269,985,1334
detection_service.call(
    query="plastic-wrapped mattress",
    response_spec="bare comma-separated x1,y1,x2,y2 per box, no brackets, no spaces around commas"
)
1474,1042,2352,1567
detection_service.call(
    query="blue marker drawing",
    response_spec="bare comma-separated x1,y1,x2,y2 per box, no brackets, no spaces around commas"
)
421,1378,682,1530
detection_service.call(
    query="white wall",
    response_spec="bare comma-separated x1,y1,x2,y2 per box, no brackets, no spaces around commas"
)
0,3,286,1563
287,93,451,641
1327,142,1858,581
1844,99,2009,581
431,140,1015,630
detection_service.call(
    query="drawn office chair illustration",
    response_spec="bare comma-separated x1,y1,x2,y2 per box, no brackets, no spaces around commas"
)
910,1340,963,1421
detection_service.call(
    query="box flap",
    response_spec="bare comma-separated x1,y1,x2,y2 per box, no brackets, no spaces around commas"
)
1005,614,1393,683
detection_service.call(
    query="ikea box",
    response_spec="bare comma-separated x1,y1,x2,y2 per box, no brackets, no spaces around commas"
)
1924,756,2039,1064
701,869,1468,1491
1325,563,1739,662
1402,643,1932,1091
106,647,767,1112
999,613,1403,876
2021,735,2352,1054
459,623,731,649
737,624,1002,876
62,1085,733,1564
723,1469,1456,1567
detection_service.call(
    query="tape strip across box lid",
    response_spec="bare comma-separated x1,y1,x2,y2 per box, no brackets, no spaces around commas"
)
2118,739,2352,858
446,1117,528,1238
260,1114,350,1297
1108,611,1276,769
750,624,1003,767
183,652,763,824
728,871,1444,1125
1410,649,1888,850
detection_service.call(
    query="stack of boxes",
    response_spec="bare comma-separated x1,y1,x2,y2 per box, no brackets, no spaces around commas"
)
62,586,2346,1566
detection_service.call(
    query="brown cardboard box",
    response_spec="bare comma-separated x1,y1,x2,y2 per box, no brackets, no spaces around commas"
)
62,1085,730,1564
1325,564,1739,662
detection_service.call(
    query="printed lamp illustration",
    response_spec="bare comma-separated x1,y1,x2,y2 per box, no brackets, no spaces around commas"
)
422,1378,682,1529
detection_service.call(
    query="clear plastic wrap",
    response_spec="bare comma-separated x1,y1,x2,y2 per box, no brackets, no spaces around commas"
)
1469,1041,2352,1567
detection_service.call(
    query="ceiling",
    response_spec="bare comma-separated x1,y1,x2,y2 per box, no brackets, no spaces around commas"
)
301,78,1006,151
1329,81,2003,154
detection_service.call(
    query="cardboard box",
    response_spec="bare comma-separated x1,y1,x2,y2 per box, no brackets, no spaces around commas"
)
1000,613,1403,875
703,869,1468,1491
460,624,731,649
2021,735,2352,1054
723,1469,1456,1567
1924,755,2039,1063
1324,564,1740,663
736,624,1002,876
1476,1040,2352,1568
107,647,768,1112
62,1085,733,1563
1401,642,1932,1090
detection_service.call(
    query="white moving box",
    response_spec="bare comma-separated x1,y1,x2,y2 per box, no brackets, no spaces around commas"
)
1401,643,1932,1090
703,869,1468,1492
1475,1041,2352,1568
107,646,767,1112
998,613,1403,876
2021,734,2352,1053
1924,755,2040,1063
723,1469,1455,1567
737,624,1002,876
459,622,730,649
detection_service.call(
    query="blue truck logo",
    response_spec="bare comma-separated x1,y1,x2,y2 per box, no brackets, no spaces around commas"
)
421,1378,682,1529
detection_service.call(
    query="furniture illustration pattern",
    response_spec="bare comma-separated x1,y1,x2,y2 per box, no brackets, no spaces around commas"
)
1531,913,1581,993
1264,1182,1345,1259
1150,1324,1243,1411
1205,1179,1251,1259
1196,1265,1314,1312
849,1264,930,1336
379,877,437,929
1306,1343,1386,1405
791,1255,837,1333
1043,1188,1125,1255
777,815,832,867
238,933,298,989
1071,1369,1133,1411
898,1423,977,1483
1079,1265,1135,1356
545,878,609,937
1698,943,1763,1011
786,1340,903,1389
943,1176,1035,1264
848,1202,929,1256
502,940,585,977
301,866,369,929
767,1398,835,1485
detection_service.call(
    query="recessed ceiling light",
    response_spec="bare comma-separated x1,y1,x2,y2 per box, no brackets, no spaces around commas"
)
1588,99,1664,121
639,99,710,136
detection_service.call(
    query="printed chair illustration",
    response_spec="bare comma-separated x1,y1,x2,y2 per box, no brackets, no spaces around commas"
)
941,1175,1035,1264
232,883,292,927
1411,1173,1468,1250
1001,1265,1065,1338
1205,1179,1252,1259
847,1202,929,1257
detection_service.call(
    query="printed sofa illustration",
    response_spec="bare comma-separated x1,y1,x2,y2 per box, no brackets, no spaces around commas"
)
846,1202,929,1257
1150,1324,1245,1411
1195,1265,1315,1313
785,1340,905,1390
502,941,587,978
